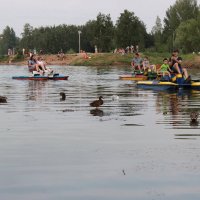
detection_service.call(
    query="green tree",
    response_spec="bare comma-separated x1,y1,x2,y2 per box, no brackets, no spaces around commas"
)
81,20,97,52
175,18,200,53
93,13,114,52
115,10,147,50
152,16,162,34
20,23,34,50
19,24,81,54
151,16,166,52
163,0,199,51
0,26,17,55
0,36,3,55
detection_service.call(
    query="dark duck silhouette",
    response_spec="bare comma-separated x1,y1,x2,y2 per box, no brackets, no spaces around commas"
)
190,111,199,126
0,96,7,103
190,111,199,122
90,109,104,117
90,96,103,109
60,92,66,101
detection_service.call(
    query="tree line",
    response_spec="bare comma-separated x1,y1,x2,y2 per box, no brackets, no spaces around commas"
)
0,0,200,56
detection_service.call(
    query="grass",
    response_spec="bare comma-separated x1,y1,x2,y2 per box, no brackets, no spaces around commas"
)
70,53,132,66
0,55,9,62
0,54,26,63
70,52,200,68
0,52,199,69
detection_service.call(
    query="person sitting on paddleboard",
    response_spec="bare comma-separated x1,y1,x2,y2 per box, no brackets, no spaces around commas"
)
173,57,190,82
142,56,150,71
158,58,172,77
169,50,190,82
131,53,143,71
36,57,53,74
28,55,45,74
169,49,179,70
28,54,37,72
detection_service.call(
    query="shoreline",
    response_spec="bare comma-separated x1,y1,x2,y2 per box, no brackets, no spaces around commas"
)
0,53,200,69
0,54,80,66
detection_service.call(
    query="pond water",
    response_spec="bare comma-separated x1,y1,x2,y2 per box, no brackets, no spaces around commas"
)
0,65,200,200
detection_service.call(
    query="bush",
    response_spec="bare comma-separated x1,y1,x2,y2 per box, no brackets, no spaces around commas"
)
12,53,24,61
67,48,76,54
0,55,9,62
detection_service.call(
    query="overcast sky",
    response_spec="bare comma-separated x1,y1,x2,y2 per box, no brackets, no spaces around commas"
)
0,0,199,37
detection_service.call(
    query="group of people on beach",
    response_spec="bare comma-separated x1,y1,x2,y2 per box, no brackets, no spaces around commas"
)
114,45,139,55
28,54,53,75
131,49,190,82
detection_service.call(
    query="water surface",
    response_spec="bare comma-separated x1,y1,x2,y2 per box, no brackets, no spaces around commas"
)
0,65,200,200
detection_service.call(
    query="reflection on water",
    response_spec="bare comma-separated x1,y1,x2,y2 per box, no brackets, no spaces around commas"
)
26,81,47,101
90,109,104,117
190,120,199,127
156,90,200,131
1,65,200,200
122,123,144,127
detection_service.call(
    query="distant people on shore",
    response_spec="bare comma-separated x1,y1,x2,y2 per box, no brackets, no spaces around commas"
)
22,48,25,56
29,51,33,58
114,48,125,55
39,49,44,54
125,46,130,54
114,45,138,55
130,45,134,53
135,45,139,53
8,48,12,56
80,50,91,59
83,52,89,59
95,45,98,53
57,50,65,60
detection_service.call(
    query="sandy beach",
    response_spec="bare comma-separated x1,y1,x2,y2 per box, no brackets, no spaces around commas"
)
0,54,81,66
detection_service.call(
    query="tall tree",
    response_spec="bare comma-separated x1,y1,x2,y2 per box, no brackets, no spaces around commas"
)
175,18,200,53
0,26,17,55
20,23,34,50
115,10,147,50
163,0,199,51
93,13,114,52
81,20,97,52
151,16,165,52
152,16,162,35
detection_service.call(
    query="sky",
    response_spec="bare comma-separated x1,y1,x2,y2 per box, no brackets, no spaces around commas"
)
0,0,199,37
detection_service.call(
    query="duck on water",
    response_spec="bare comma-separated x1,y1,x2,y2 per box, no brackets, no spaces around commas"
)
0,96,7,103
60,92,66,101
90,96,103,109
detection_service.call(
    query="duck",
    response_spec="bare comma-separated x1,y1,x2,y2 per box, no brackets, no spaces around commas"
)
60,92,66,101
0,96,7,103
190,111,199,123
90,96,103,108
